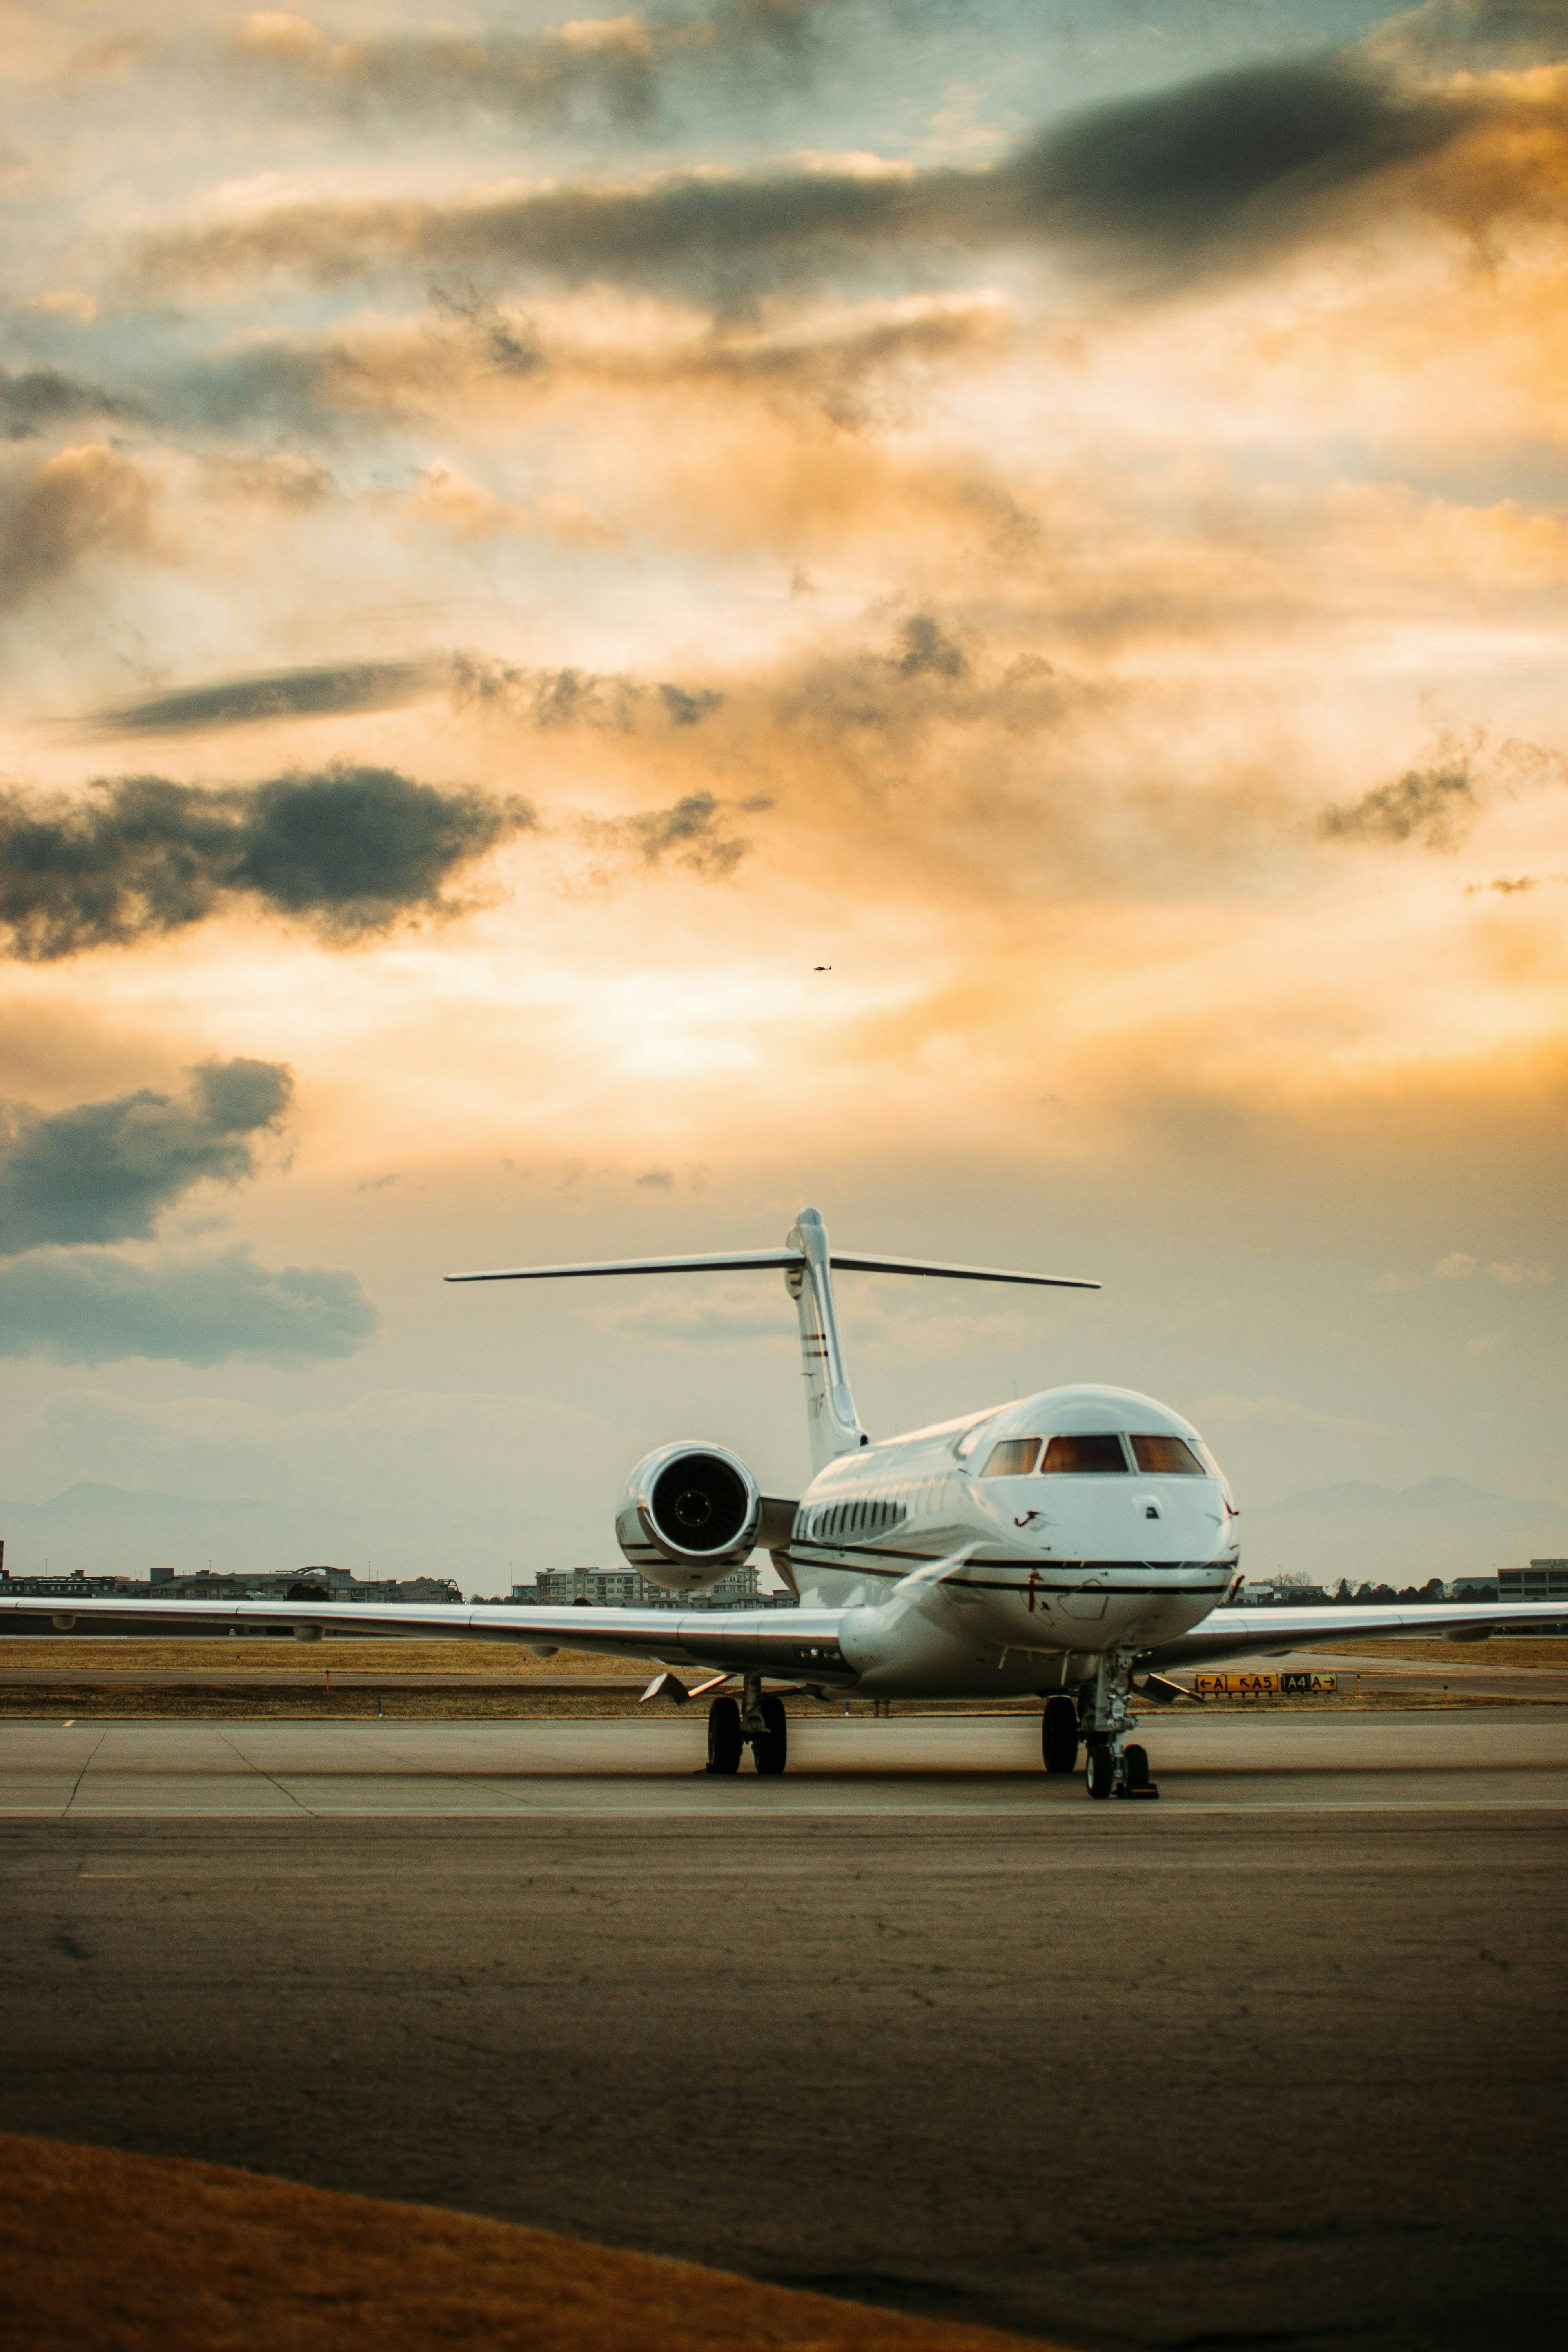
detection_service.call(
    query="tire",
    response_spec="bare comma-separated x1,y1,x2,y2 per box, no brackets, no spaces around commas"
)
1042,1694,1080,1775
752,1693,788,1776
1085,1740,1114,1800
1123,1742,1150,1792
706,1695,743,1775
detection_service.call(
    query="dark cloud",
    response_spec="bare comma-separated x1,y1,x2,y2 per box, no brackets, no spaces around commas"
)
894,612,967,678
1007,60,1466,270
1320,760,1479,847
94,659,445,737
425,281,546,375
158,299,1002,445
137,58,1501,302
584,790,771,878
467,619,1084,773
0,1059,292,1255
0,368,140,441
452,653,723,732
659,682,726,725
0,1241,378,1365
0,764,532,959
228,0,830,130
0,444,155,612
1368,0,1568,74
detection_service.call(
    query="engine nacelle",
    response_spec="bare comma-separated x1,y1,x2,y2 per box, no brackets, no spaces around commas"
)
614,1441,762,1592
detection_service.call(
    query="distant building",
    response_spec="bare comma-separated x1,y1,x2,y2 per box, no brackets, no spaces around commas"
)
1448,1575,1499,1600
0,1564,461,1605
0,1568,142,1598
508,1564,780,1610
1500,1560,1568,1603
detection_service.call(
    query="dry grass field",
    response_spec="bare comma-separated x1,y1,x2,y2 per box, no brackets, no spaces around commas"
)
0,1638,1558,1720
0,2133,1050,2352
0,1637,637,1675
1302,1634,1568,1670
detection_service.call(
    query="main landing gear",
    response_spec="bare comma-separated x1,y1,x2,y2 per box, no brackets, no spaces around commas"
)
706,1676,788,1776
1076,1653,1160,1802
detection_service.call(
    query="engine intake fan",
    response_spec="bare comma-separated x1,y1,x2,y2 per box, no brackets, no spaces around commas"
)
615,1441,762,1591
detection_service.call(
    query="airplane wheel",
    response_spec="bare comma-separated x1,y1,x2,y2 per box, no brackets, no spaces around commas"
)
1085,1741,1115,1800
1123,1743,1150,1792
752,1693,788,1776
1042,1694,1080,1775
706,1695,743,1775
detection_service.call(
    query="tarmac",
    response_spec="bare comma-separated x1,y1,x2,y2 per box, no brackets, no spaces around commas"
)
2,1708,1567,1813
4,1711,1564,2352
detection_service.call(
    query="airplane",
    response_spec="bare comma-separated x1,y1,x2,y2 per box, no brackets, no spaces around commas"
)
6,1205,1562,1800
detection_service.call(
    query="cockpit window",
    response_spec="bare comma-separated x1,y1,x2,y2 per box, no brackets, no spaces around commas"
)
979,1439,1042,1478
1040,1434,1129,1474
1129,1434,1205,1475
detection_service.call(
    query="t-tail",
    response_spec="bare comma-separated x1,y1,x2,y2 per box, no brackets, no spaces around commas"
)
446,1206,1100,1473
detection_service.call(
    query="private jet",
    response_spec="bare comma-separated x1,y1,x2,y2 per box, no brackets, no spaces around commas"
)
7,1207,1559,1797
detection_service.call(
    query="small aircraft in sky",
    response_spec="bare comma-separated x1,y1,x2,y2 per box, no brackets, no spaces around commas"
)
9,1206,1560,1797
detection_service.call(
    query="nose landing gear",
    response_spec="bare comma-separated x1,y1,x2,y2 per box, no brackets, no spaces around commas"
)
1082,1653,1160,1801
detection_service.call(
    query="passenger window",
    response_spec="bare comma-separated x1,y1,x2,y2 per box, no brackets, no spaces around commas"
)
1040,1434,1129,1474
980,1439,1043,1478
1129,1434,1204,1475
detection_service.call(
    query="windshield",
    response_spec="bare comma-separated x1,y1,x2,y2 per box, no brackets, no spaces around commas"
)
1040,1434,1129,1474
980,1439,1041,1478
1129,1434,1205,1475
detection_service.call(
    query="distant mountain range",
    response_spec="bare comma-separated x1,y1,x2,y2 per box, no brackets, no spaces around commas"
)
1242,1477,1568,1583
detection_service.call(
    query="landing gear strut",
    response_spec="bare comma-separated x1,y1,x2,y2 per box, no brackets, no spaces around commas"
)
1083,1652,1159,1801
706,1678,788,1775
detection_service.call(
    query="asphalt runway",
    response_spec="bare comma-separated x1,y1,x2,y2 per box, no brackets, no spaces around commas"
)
1,1709,1566,1815
4,1716,1564,2352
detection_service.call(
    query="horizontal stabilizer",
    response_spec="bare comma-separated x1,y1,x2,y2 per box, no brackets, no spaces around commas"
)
447,1250,800,1284
448,1249,1097,1289
828,1252,1098,1290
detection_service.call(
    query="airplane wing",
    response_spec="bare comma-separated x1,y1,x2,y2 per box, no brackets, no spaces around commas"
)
0,1592,856,1686
1145,1600,1568,1672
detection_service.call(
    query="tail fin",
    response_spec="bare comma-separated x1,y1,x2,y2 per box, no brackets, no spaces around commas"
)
785,1207,864,1471
447,1210,1098,1474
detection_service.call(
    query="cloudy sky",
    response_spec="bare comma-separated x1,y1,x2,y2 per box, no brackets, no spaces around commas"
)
0,0,1564,1582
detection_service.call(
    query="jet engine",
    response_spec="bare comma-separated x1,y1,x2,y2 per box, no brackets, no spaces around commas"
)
614,1441,762,1592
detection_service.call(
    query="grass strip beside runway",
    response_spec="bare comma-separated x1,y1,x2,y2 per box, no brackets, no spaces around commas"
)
0,2134,1051,2352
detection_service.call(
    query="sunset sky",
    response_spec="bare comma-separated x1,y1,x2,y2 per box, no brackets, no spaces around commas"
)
0,0,1564,1581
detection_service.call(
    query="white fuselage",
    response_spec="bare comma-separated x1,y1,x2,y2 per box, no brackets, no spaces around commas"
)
786,1382,1238,1698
